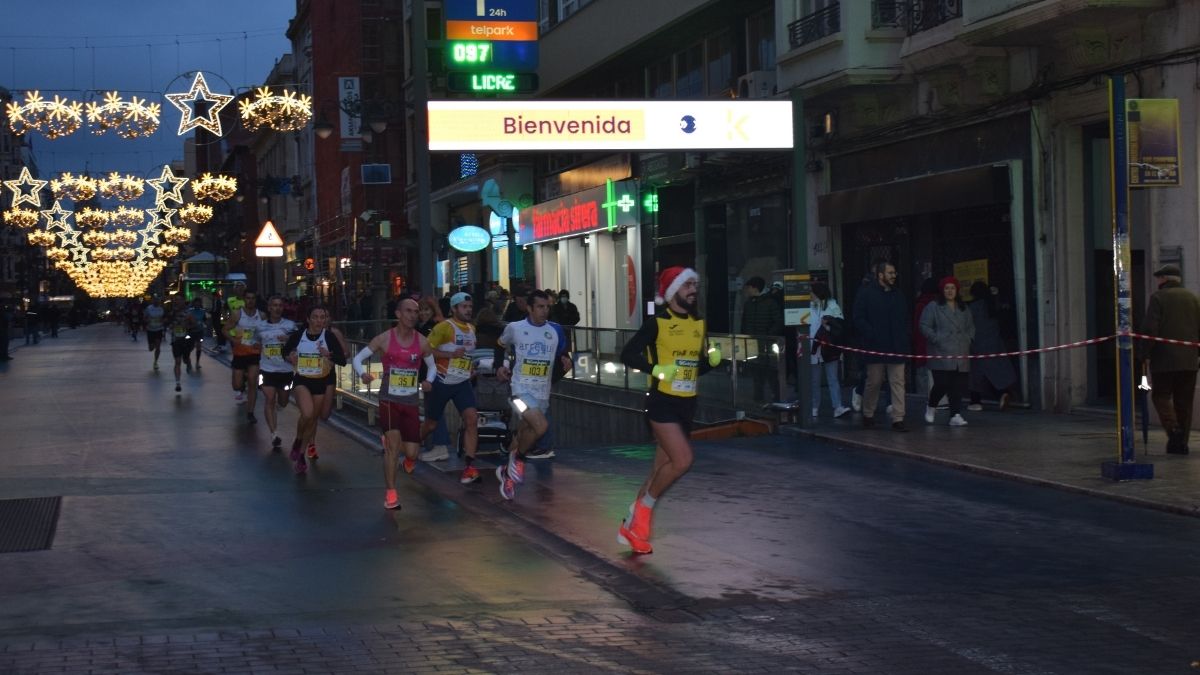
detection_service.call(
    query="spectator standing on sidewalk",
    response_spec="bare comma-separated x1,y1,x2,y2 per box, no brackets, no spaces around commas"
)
550,289,581,327
808,282,849,418
967,281,1019,411
912,277,940,400
1141,264,1200,454
740,277,782,402
23,303,39,345
920,277,974,427
852,261,910,431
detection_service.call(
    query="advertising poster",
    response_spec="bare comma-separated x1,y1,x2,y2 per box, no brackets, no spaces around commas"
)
1126,98,1180,187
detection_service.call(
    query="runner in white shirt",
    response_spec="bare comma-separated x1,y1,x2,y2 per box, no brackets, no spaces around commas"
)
257,295,298,450
494,290,572,501
143,297,166,371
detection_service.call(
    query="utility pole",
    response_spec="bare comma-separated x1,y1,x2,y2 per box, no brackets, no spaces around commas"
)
791,88,811,424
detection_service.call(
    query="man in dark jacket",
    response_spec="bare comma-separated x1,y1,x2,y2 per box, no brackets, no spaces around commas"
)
852,261,911,431
550,289,581,326
741,277,783,401
1142,264,1200,454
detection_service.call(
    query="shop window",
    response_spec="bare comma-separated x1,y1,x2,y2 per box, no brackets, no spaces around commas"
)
746,8,776,72
706,30,734,96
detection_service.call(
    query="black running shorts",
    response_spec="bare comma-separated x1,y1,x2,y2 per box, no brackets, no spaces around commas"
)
645,390,697,434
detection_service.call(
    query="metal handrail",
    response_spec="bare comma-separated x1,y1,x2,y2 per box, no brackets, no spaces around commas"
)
326,321,792,419
787,2,841,49
907,0,961,35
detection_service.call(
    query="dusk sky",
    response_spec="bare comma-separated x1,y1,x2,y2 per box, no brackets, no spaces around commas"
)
3,0,295,202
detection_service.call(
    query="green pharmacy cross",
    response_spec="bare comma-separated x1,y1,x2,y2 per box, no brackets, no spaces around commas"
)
643,192,659,213
601,178,637,230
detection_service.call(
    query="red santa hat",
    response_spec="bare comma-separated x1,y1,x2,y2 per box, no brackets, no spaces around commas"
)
655,266,699,305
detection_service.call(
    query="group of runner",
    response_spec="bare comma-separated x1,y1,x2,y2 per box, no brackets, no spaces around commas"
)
165,266,714,556
132,296,208,393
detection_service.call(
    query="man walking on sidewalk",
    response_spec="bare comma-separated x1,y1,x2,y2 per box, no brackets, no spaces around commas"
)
1141,264,1200,454
616,267,721,554
493,290,572,501
353,296,435,510
852,261,911,431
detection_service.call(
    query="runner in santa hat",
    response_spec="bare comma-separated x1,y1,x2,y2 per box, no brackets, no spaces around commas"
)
616,266,722,554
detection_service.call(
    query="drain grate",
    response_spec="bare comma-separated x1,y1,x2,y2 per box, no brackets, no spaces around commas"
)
0,497,61,553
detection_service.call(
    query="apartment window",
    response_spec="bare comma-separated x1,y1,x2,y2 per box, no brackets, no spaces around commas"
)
746,8,776,71
558,0,592,21
362,22,381,63
648,58,673,99
908,0,961,35
706,29,734,96
675,43,704,98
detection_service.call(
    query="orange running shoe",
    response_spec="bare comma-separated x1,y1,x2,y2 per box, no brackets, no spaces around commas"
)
403,457,416,474
617,501,654,553
460,465,480,484
384,489,400,510
306,443,318,460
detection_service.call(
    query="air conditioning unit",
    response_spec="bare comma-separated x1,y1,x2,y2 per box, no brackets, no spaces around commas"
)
737,70,777,99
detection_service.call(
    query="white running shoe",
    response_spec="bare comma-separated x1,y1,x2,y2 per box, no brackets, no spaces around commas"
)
833,406,851,419
924,406,935,424
419,444,449,462
526,448,556,460
851,390,862,412
949,414,968,427
811,408,819,418
233,391,245,403
967,403,983,412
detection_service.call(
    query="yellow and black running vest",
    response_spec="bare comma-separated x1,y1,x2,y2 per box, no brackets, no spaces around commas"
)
647,312,705,398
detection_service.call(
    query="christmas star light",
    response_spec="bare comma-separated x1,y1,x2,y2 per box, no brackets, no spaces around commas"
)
4,167,47,209
147,165,188,205
146,202,177,227
165,72,233,136
40,200,72,229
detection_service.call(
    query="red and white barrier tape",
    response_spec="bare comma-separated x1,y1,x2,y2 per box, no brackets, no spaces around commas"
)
800,331,1200,361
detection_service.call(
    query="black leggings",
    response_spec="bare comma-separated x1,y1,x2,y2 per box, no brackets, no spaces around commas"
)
929,370,967,415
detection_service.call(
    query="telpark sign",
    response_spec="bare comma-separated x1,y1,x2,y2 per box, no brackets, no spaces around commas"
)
427,100,793,151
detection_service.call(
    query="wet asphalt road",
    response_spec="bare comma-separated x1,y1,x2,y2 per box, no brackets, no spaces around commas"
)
0,324,1197,673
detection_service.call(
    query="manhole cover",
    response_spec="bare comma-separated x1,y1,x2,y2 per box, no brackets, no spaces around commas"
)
0,497,61,553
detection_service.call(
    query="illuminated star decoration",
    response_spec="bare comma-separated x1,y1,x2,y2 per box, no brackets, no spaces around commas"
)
147,165,188,205
5,166,48,209
40,200,72,230
146,202,177,227
165,72,233,136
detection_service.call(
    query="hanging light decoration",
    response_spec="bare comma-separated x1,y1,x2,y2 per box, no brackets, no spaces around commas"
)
238,87,313,132
178,203,212,224
50,173,97,201
5,91,84,139
108,229,137,246
112,206,144,227
45,247,69,261
82,230,110,247
75,207,109,228
97,172,145,201
84,92,161,138
157,243,180,259
26,229,55,246
190,173,237,201
3,207,38,229
163,226,192,244
110,246,136,261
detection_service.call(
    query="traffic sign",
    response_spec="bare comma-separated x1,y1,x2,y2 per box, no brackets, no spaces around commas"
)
254,220,284,258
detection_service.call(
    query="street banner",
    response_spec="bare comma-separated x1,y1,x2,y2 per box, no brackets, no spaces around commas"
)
1126,98,1180,187
782,272,811,327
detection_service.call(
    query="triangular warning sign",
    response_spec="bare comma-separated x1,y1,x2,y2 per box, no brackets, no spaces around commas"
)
254,221,283,247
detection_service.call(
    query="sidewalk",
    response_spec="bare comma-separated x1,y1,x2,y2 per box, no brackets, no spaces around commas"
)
783,396,1200,517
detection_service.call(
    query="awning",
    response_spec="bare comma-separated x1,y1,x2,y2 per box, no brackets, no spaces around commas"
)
817,165,1011,226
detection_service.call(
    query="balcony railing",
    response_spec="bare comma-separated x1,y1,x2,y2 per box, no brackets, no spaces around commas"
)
872,1,907,29
907,0,961,35
788,2,841,50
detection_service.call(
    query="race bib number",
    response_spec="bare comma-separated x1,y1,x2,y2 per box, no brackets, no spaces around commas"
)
297,354,323,377
671,358,699,394
240,328,257,345
263,343,282,359
519,359,550,378
448,356,472,377
388,367,419,396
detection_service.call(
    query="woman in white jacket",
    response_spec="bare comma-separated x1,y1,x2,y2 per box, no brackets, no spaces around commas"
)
808,282,850,418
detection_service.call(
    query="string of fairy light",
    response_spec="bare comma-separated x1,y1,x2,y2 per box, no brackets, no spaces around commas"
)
3,71,313,297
